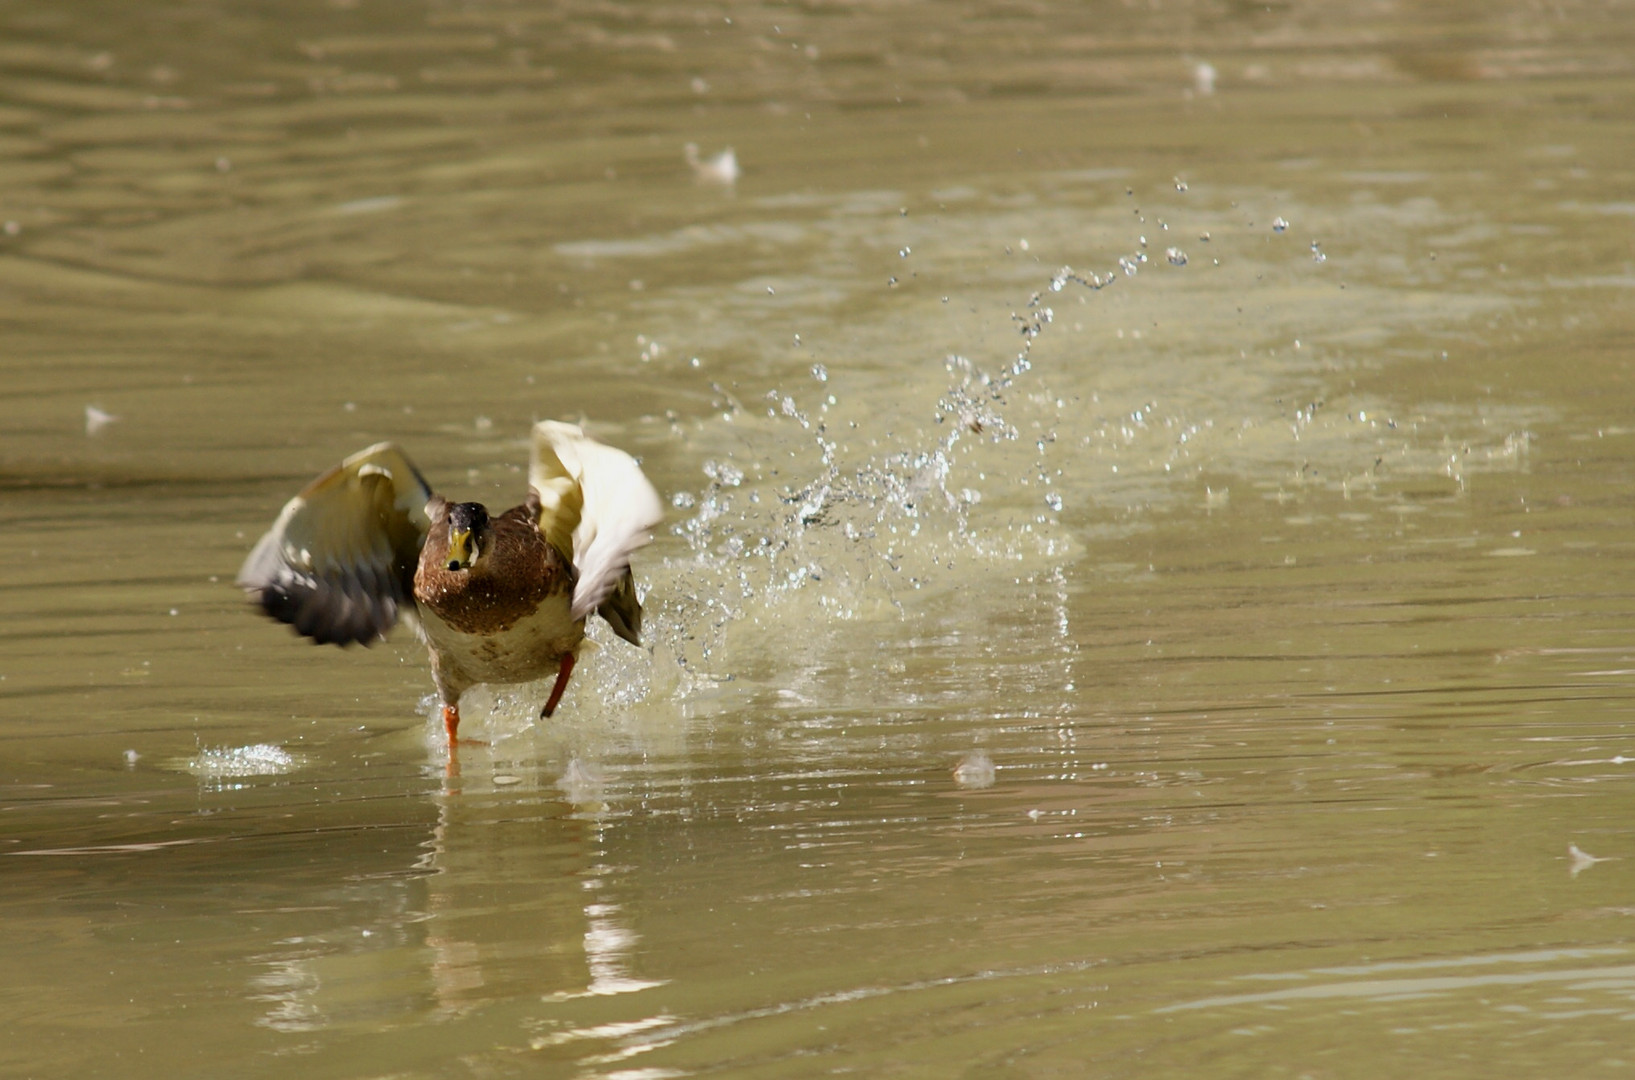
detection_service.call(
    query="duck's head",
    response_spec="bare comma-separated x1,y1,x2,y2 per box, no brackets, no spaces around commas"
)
444,502,492,571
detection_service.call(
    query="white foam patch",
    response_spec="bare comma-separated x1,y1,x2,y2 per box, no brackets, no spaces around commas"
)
184,744,302,778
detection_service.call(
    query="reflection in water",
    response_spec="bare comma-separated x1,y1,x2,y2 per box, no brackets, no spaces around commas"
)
579,889,667,998
217,775,667,1041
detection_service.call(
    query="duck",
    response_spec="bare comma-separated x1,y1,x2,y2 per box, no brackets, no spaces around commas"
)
236,420,663,745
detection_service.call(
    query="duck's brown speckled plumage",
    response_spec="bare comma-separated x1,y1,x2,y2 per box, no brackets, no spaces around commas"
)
236,421,663,749
414,494,572,637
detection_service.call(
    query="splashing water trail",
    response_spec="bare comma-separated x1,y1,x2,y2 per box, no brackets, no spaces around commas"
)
580,264,1133,725
557,194,1544,737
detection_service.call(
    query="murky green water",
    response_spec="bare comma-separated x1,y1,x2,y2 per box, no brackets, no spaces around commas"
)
5,1,1635,1076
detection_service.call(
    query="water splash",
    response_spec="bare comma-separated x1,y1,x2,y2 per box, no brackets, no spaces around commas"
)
183,743,301,780
560,186,1544,729
610,256,1128,715
953,750,997,789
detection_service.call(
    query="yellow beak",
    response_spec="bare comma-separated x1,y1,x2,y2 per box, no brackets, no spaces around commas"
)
445,527,476,571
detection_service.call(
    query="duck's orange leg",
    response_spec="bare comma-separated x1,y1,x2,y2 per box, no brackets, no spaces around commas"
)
442,702,461,743
541,652,576,719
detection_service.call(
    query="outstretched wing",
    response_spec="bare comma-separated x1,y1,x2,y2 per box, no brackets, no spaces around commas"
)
528,421,663,642
237,443,435,646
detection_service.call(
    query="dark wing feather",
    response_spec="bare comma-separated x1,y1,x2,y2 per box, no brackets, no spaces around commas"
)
595,566,644,646
237,443,435,646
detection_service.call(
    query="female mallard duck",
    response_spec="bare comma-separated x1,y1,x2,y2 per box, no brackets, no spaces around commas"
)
236,421,662,744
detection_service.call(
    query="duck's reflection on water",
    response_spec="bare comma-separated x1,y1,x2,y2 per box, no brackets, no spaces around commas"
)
242,768,662,1038
0,755,664,1075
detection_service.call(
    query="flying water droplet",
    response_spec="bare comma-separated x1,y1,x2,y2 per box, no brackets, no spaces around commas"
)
702,459,744,487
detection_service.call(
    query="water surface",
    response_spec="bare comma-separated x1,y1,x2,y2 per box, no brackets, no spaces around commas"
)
4,1,1635,1076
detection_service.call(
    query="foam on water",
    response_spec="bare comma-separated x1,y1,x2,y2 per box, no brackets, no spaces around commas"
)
182,743,302,779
